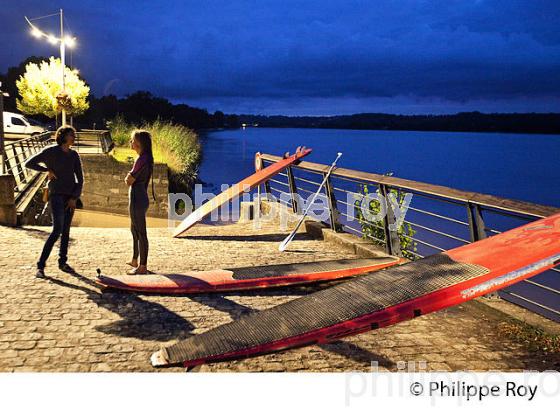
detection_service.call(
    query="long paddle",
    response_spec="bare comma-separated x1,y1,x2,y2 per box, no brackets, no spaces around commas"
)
279,152,342,252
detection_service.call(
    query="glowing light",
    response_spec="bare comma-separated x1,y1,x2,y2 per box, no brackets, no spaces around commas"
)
65,36,76,48
31,28,42,38
47,35,58,44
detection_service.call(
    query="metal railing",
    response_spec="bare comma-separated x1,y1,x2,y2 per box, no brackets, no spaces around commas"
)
257,153,560,322
2,132,53,198
74,130,114,154
2,130,114,211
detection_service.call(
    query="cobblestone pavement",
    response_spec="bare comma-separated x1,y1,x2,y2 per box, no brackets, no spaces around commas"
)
0,221,558,372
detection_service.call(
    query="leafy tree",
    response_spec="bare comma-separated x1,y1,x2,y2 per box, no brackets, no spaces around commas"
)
16,57,89,118
0,56,48,112
118,91,173,124
354,183,417,259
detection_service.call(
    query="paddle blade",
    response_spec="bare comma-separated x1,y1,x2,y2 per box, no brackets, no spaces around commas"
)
278,233,295,252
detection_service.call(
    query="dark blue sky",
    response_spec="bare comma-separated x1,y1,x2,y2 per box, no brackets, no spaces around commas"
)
2,0,559,115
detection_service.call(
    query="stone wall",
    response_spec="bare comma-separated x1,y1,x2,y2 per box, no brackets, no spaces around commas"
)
80,155,169,218
0,175,16,226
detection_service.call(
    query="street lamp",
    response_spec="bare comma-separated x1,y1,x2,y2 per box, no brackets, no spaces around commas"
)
24,9,76,126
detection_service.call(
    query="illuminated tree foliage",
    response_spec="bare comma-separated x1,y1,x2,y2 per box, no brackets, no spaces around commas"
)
16,57,89,118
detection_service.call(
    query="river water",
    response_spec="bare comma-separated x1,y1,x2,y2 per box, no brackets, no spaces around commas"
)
199,127,559,207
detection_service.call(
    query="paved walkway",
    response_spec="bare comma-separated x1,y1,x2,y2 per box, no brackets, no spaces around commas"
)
0,220,558,372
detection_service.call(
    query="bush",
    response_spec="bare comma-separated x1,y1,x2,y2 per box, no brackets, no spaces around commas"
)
353,184,417,259
108,115,201,193
107,114,132,146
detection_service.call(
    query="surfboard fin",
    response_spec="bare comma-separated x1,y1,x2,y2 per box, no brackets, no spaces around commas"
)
294,146,307,164
186,365,201,373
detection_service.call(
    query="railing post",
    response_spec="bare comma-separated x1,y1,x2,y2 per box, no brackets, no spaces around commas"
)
100,132,106,153
466,202,496,297
324,173,342,232
1,151,8,176
12,143,26,184
26,139,32,156
264,180,272,198
467,203,487,242
379,184,402,257
286,166,300,214
254,153,265,218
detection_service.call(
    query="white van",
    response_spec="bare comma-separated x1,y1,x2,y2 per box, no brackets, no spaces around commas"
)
3,112,47,137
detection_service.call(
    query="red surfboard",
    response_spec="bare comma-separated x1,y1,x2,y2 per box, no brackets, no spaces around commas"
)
152,213,560,368
96,257,401,294
173,148,312,237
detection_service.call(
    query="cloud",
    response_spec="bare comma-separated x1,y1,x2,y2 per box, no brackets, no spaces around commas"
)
2,0,559,114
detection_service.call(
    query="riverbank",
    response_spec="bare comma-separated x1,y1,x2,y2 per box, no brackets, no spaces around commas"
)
237,112,560,134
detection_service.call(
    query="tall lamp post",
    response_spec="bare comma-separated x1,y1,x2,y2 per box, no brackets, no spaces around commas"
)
25,9,76,126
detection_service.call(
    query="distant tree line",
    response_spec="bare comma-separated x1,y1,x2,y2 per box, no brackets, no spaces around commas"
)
3,56,559,134
0,56,240,130
83,91,240,130
238,112,560,134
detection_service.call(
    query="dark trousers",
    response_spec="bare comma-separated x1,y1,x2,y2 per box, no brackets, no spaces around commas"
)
38,194,74,269
130,202,149,265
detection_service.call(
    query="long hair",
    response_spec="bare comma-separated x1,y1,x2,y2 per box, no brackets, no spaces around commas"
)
130,129,154,164
55,125,76,145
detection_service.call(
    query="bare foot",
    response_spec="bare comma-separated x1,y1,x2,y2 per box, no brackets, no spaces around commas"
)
126,259,138,268
135,264,148,274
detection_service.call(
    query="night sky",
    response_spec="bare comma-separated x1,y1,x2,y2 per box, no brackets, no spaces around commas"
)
2,0,559,115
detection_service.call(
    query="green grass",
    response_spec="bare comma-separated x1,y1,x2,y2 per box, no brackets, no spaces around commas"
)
498,321,560,354
108,115,202,191
111,146,167,165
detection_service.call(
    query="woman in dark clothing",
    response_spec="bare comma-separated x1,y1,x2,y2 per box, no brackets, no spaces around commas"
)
125,130,154,274
25,125,83,278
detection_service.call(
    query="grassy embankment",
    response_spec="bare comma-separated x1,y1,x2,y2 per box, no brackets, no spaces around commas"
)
108,116,201,192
